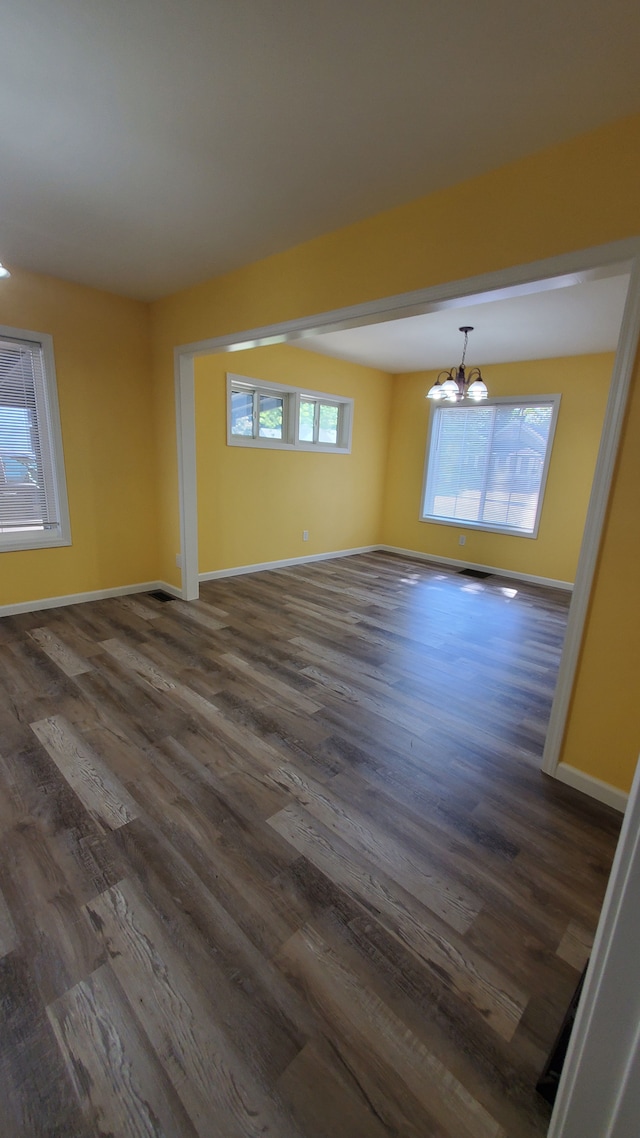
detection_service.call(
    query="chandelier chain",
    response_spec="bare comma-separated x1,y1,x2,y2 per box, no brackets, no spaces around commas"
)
460,328,469,369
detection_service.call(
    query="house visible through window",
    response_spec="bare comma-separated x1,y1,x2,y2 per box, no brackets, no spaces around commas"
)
0,328,70,551
421,396,560,537
227,374,352,453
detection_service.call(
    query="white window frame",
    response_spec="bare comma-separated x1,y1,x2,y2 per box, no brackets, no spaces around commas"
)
420,394,561,539
226,373,353,453
0,324,71,552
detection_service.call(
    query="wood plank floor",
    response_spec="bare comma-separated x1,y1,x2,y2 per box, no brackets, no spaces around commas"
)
0,552,621,1137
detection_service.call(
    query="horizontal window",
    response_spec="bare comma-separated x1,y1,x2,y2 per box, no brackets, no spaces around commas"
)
0,327,71,552
421,395,560,538
227,374,352,453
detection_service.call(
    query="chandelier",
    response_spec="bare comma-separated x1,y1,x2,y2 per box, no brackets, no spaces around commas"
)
426,326,488,402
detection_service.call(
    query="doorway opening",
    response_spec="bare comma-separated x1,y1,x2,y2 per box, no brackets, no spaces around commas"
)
173,237,640,798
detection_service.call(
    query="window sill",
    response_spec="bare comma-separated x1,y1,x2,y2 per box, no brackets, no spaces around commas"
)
0,532,72,553
419,515,539,539
227,436,351,455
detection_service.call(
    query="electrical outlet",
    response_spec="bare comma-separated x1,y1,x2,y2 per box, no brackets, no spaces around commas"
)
303,530,309,541
176,553,183,567
458,534,466,546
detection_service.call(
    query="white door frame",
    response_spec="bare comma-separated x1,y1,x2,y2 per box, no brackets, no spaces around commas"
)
173,236,640,784
548,751,640,1138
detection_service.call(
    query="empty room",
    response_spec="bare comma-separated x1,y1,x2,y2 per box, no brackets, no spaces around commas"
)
1,3,640,1137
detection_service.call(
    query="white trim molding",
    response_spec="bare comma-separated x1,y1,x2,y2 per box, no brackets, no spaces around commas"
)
0,580,181,619
174,350,198,600
199,545,378,582
0,323,72,553
380,545,574,591
553,762,628,814
548,754,640,1137
175,242,638,358
199,543,575,590
542,250,640,778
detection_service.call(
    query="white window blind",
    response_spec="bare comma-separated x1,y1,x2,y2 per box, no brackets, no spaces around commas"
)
0,332,69,547
422,397,560,537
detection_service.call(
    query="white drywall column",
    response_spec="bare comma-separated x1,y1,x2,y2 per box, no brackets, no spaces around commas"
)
175,350,199,600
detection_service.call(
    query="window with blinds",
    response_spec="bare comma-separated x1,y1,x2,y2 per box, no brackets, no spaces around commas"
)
421,396,560,537
0,329,70,550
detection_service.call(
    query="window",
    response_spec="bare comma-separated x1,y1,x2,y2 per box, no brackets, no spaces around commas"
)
298,398,340,445
421,395,560,537
0,327,70,551
230,386,285,439
227,374,352,453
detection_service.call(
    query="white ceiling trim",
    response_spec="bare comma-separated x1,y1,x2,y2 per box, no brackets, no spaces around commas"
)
177,247,633,361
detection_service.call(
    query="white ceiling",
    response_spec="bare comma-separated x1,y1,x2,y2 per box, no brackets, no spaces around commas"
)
293,274,631,372
2,1,640,301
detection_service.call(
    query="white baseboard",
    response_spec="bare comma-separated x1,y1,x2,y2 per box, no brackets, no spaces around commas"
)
379,545,574,591
0,545,572,615
0,580,180,619
554,762,628,813
199,545,379,582
153,580,184,599
200,543,575,589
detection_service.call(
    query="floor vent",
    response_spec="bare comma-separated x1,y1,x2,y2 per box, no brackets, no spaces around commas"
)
147,590,177,602
458,568,491,579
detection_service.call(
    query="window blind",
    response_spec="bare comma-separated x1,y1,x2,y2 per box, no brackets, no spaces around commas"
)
423,399,558,536
0,336,60,534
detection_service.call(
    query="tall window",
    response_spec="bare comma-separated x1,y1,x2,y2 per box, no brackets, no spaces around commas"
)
421,396,560,537
0,328,70,551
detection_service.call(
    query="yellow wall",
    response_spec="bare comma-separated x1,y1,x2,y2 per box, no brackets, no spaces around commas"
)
195,344,391,571
150,113,640,587
150,111,640,793
382,354,613,583
0,268,158,604
561,369,640,791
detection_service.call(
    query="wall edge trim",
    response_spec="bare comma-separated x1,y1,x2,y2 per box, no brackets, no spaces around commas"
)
555,762,628,813
0,580,181,619
199,545,379,581
378,545,574,590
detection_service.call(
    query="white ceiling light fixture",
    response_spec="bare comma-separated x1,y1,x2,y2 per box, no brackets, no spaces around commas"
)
0,262,10,279
426,326,489,402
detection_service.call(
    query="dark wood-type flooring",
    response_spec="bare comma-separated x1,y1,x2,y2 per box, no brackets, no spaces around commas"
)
0,552,621,1137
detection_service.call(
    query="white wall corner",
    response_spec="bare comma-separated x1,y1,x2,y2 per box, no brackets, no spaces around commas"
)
0,580,180,619
199,545,379,582
378,545,574,591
